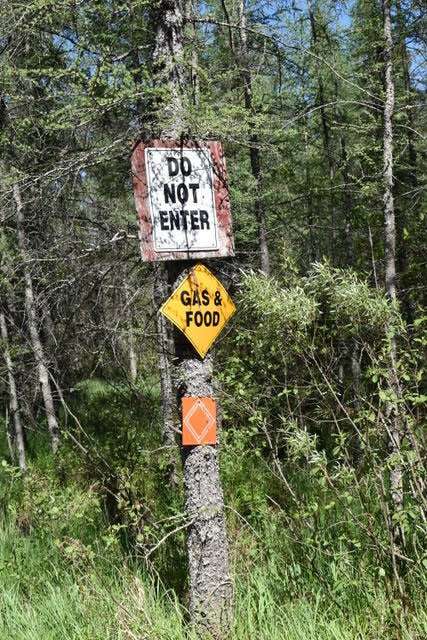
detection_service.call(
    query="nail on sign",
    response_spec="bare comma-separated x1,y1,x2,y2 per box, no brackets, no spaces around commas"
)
182,397,217,446
160,264,236,358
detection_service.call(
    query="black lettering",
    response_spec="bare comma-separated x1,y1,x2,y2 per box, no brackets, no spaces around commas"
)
159,211,169,230
181,291,191,306
192,289,201,305
213,311,220,326
181,156,192,176
199,210,210,230
177,183,189,204
214,291,222,306
164,183,176,204
186,311,193,326
167,157,179,177
194,311,203,327
169,210,180,230
201,289,210,306
204,311,212,326
190,211,199,230
189,183,199,203
180,210,190,230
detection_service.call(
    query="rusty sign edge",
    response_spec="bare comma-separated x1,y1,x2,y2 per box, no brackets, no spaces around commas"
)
131,139,235,262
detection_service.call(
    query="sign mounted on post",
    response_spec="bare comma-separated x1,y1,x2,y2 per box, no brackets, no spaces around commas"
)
132,140,234,262
160,263,236,358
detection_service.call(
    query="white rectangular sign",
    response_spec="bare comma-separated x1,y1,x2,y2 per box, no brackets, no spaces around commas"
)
132,140,234,262
145,148,219,253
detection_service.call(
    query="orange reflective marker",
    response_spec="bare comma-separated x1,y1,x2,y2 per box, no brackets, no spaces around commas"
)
160,263,236,358
182,397,217,446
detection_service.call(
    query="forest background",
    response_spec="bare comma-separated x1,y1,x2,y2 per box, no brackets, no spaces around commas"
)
0,0,426,638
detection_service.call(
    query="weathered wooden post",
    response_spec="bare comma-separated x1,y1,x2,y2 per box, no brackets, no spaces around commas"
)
131,4,235,635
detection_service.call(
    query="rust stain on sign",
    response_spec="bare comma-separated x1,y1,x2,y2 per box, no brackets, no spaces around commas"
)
131,139,234,262
182,397,217,446
160,263,236,358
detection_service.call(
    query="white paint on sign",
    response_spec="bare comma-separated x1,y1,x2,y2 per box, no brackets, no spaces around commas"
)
145,148,219,252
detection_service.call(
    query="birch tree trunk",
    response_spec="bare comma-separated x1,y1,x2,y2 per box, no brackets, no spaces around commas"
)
0,310,27,472
13,184,60,454
124,284,138,383
150,1,233,634
128,328,138,384
237,0,270,275
382,0,405,564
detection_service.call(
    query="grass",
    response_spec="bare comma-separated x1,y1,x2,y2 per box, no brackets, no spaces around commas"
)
0,519,426,640
0,379,424,640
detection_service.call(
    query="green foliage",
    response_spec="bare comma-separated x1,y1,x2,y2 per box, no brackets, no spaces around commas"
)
0,0,425,637
219,263,426,598
307,262,401,338
241,271,318,344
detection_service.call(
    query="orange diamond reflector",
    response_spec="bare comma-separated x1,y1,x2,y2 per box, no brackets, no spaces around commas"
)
182,397,217,446
160,263,236,358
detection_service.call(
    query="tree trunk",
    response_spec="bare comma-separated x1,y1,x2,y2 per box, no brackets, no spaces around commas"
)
0,310,27,472
383,1,397,304
395,0,417,324
153,266,178,485
339,133,355,266
150,2,233,634
382,0,405,564
307,0,338,258
124,284,138,383
13,184,60,454
169,263,232,636
237,0,270,275
128,328,138,384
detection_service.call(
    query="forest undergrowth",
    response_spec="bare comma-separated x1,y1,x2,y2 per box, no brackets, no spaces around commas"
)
0,467,426,640
1,263,426,639
0,468,426,640
0,358,425,640
1,0,426,636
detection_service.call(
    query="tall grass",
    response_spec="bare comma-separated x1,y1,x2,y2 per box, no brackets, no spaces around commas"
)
0,520,425,640
0,377,425,639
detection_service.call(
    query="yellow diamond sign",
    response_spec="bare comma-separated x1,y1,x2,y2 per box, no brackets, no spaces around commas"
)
160,264,236,358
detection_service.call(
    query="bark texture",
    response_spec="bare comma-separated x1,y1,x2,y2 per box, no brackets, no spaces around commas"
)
128,328,138,383
382,0,404,562
14,184,60,453
237,0,270,275
151,0,187,137
383,0,397,303
0,310,27,472
150,2,233,635
175,335,232,635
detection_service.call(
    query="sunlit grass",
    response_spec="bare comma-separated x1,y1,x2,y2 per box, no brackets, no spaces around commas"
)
0,520,425,640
